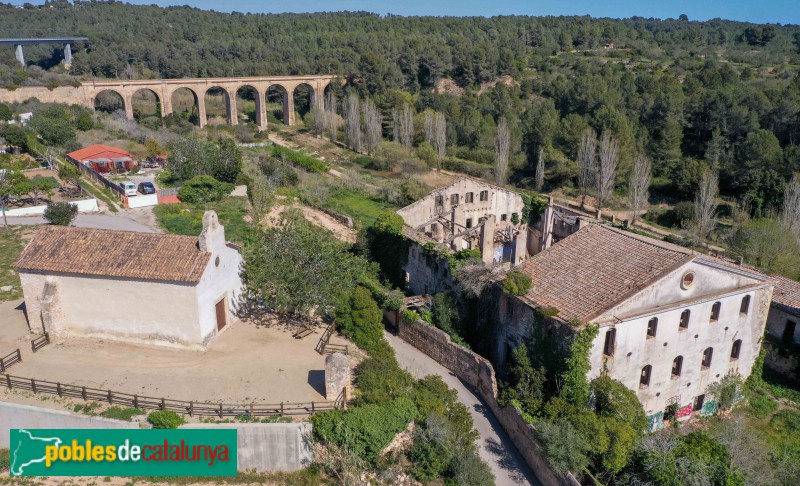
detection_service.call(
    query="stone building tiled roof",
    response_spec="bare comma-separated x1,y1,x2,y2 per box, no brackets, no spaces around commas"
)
771,274,800,315
15,226,210,283
515,224,694,323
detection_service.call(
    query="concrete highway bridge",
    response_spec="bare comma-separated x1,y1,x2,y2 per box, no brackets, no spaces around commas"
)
0,75,336,128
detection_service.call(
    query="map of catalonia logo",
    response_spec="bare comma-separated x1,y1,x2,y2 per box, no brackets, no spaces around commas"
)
10,429,237,476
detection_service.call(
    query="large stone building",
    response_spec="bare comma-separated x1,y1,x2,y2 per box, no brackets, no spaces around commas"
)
398,177,529,294
496,223,773,427
15,211,244,348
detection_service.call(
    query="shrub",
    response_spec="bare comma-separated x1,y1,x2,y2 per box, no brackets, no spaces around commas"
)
271,145,328,173
335,286,384,353
177,175,234,204
43,201,78,226
771,410,800,434
502,270,532,296
402,309,420,322
748,393,778,419
147,410,185,429
354,351,415,405
536,418,591,474
706,372,744,411
591,376,648,433
100,406,145,422
310,397,416,464
449,449,496,486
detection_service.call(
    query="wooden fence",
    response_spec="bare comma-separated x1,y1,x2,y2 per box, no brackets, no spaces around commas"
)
31,332,50,353
1,374,345,418
0,349,21,373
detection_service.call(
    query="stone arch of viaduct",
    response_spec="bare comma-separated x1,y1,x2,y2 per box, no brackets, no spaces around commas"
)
0,75,335,128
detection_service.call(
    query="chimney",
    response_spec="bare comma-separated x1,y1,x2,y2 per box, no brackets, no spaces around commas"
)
198,211,226,253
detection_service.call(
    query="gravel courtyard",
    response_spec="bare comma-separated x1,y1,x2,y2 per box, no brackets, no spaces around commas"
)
0,299,356,410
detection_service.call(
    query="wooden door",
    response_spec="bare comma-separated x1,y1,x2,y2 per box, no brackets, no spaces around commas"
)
215,298,227,331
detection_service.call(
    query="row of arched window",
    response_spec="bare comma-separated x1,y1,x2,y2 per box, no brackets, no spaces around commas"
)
639,340,742,387
642,295,751,340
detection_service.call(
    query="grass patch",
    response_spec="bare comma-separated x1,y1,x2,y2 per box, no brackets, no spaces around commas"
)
100,406,145,421
0,448,8,473
80,180,119,212
154,196,252,243
748,393,778,419
73,402,101,416
322,190,394,228
271,145,328,173
0,226,25,302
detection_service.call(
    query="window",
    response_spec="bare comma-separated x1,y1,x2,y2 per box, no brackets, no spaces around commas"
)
435,194,444,208
647,317,658,338
710,302,721,322
640,365,652,387
730,340,742,360
465,192,474,203
679,309,690,330
681,272,696,289
501,214,508,222
783,320,797,344
479,190,488,201
702,347,713,368
740,295,751,315
672,356,683,377
466,218,473,229
603,328,616,357
450,193,459,205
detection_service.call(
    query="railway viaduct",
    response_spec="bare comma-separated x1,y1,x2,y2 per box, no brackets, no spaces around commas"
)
0,75,336,128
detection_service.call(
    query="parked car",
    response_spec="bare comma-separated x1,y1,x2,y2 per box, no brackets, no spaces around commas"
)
138,182,156,195
120,181,137,196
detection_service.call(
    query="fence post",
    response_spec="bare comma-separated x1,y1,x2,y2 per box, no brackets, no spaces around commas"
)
311,401,315,414
6,374,11,389
107,390,112,404
133,395,138,409
189,401,193,417
31,378,36,394
280,402,284,415
0,358,4,373
250,402,254,417
56,382,62,397
218,403,223,418
161,398,165,410
17,349,21,362
81,386,87,400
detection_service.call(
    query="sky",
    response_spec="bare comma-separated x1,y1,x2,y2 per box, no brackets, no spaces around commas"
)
9,0,800,25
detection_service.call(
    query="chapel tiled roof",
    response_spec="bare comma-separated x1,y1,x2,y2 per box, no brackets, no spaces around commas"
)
15,225,210,283
515,224,694,323
771,274,800,315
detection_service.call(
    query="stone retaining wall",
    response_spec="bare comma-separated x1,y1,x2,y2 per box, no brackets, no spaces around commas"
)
388,310,580,486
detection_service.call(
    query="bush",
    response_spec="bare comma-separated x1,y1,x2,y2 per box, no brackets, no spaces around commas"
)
536,418,591,475
100,406,145,422
335,286,384,353
310,397,416,464
502,270,532,296
771,410,800,434
43,202,77,226
146,410,185,429
177,175,234,204
748,393,778,419
271,145,328,173
354,350,415,405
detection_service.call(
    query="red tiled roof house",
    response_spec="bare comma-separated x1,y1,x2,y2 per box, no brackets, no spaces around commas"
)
67,144,135,173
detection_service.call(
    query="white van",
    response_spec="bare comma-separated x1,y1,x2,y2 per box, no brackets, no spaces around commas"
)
120,181,137,197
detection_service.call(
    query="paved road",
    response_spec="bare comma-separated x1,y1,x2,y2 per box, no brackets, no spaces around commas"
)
6,213,155,233
385,332,541,486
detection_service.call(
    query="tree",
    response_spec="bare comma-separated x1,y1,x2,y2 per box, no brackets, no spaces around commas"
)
434,112,446,171
781,174,800,236
535,146,545,192
345,92,362,152
729,218,800,278
324,91,338,143
577,128,597,208
494,117,510,184
628,154,651,223
208,138,242,184
363,210,409,288
695,168,718,241
423,109,434,143
0,170,27,228
57,162,83,195
311,99,325,136
26,177,58,204
43,201,78,226
335,285,383,351
397,103,414,149
362,98,382,155
36,146,59,171
596,131,618,211
242,212,376,315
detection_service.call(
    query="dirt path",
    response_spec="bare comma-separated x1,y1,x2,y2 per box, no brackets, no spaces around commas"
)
264,202,356,243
